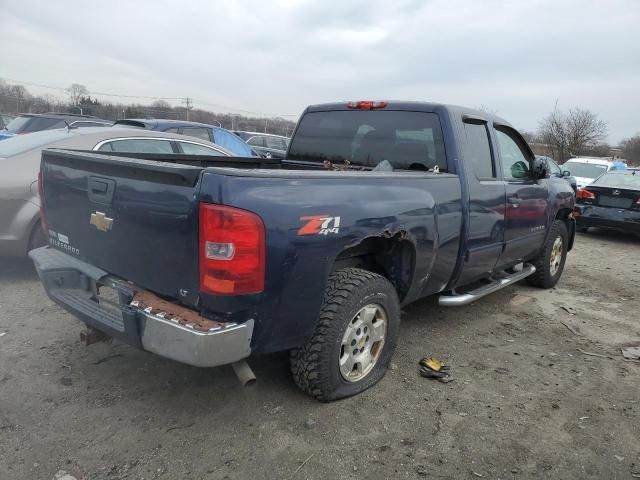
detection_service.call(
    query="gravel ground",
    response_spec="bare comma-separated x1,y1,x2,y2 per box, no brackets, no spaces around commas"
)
1,229,639,480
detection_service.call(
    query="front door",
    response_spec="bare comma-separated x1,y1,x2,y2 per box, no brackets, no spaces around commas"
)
495,126,549,266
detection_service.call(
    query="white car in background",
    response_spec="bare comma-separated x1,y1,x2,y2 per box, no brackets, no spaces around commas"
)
563,157,614,189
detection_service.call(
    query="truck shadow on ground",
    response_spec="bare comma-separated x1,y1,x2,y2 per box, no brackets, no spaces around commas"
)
0,257,38,281
577,227,639,244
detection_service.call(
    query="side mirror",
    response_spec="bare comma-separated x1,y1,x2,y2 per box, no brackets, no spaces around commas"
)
532,157,547,179
562,170,571,177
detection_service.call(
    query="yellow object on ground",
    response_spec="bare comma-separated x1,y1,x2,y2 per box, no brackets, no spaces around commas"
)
419,357,444,372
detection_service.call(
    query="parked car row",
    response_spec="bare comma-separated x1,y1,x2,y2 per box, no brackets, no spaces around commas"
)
233,130,289,159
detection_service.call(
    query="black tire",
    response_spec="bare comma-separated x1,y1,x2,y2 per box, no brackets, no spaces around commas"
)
28,221,48,252
577,226,589,233
526,220,569,289
290,268,400,402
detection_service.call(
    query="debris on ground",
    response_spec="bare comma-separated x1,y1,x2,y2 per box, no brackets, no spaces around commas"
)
419,356,452,383
510,294,532,306
560,305,576,315
621,346,640,361
304,418,316,430
577,349,610,359
0,332,7,337
53,471,77,480
560,321,579,336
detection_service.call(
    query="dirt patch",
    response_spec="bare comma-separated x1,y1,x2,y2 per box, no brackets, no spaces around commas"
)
1,229,639,479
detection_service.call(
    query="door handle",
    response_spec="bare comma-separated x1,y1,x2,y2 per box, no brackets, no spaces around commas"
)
508,195,522,206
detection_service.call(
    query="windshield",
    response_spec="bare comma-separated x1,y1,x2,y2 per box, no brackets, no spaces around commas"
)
564,162,608,179
0,129,71,157
592,172,640,189
212,127,253,156
288,110,447,171
5,116,66,133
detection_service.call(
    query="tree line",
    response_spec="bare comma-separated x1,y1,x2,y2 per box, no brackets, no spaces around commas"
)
0,80,297,137
1,79,639,163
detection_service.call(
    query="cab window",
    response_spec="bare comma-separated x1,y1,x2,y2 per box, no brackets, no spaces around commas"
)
177,141,226,156
98,139,174,153
496,128,531,180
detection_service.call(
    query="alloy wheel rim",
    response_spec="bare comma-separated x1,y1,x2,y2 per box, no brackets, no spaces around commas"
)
549,236,564,276
339,304,387,382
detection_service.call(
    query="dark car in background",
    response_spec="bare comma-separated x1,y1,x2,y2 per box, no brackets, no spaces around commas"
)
114,119,257,157
0,112,112,141
233,131,289,159
536,155,577,191
574,170,640,234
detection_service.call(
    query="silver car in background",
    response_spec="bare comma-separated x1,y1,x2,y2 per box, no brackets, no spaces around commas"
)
0,127,233,257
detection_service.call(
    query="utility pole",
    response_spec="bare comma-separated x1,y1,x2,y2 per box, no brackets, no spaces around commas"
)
182,97,192,121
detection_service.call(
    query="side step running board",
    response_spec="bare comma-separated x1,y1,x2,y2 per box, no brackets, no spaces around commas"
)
438,264,536,307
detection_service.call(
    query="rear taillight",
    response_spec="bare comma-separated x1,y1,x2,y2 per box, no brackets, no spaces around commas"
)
634,197,640,209
576,188,596,201
199,203,265,295
37,171,48,234
347,100,388,110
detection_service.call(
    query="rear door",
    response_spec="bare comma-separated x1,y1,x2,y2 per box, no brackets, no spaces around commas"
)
456,117,506,285
41,149,203,303
495,126,549,265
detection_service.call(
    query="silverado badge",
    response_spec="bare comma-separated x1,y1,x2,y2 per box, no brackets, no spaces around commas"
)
90,211,114,232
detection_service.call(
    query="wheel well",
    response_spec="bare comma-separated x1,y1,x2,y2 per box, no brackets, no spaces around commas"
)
555,208,573,220
332,233,415,301
555,207,575,251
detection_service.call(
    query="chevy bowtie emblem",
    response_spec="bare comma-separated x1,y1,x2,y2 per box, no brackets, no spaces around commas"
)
90,211,113,232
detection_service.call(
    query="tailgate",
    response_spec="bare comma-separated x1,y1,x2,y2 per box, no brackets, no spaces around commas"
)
40,149,203,301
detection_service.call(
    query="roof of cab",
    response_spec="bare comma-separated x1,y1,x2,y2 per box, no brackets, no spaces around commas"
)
303,101,513,128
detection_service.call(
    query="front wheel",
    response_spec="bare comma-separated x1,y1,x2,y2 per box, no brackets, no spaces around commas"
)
290,268,400,402
527,220,569,289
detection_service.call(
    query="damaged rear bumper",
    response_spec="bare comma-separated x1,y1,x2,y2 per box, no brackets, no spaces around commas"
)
29,247,253,367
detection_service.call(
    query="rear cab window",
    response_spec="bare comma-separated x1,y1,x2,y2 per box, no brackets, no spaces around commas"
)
288,110,447,171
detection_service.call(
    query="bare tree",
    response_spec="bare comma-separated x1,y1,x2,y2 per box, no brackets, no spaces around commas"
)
538,104,607,162
620,134,640,166
66,83,89,106
150,99,171,110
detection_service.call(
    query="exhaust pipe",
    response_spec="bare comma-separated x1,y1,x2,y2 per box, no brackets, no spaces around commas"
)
232,360,256,386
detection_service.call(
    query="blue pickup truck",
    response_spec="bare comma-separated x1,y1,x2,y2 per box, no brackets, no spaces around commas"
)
30,101,575,401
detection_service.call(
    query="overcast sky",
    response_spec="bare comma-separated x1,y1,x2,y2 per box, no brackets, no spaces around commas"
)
1,0,638,142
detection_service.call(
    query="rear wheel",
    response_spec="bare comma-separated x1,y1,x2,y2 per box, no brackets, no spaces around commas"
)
290,268,400,402
527,220,568,289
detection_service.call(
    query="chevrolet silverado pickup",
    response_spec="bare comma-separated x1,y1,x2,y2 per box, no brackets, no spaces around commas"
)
30,101,576,401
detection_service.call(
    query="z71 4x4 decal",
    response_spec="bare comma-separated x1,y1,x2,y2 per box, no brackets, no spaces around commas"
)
298,215,341,235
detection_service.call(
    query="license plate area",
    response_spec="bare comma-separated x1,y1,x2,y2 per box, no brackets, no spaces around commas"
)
599,196,632,208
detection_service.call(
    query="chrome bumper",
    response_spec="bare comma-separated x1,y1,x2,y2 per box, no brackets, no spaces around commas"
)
29,247,253,368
